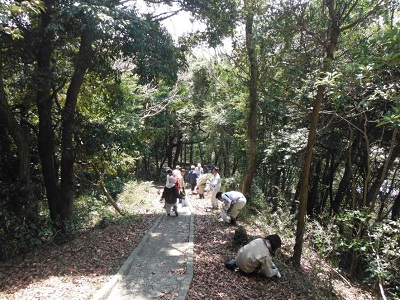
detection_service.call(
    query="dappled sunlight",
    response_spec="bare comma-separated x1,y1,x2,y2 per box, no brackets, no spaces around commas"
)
0,188,162,300
186,189,375,300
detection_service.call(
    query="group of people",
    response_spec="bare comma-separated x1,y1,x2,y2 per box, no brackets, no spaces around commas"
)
161,164,246,224
161,163,283,279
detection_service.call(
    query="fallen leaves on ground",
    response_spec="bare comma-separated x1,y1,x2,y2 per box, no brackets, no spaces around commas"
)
0,213,158,300
0,188,374,300
187,193,374,300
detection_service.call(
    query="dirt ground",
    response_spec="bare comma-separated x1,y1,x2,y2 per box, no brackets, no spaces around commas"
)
0,188,375,300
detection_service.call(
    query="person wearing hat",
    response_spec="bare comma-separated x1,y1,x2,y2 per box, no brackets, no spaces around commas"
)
216,191,247,225
160,169,179,216
225,234,282,278
187,165,199,192
172,165,183,192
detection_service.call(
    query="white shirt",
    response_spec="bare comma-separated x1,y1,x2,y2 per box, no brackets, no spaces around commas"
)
165,174,176,188
211,172,221,189
220,191,245,211
195,164,203,176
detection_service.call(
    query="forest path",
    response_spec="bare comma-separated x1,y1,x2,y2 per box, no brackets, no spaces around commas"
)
92,195,194,300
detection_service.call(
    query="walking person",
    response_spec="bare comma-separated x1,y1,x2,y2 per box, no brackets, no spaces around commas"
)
161,169,179,216
179,168,187,203
216,191,247,225
225,234,282,278
196,173,212,199
210,167,221,209
195,163,203,176
187,165,199,193
172,165,182,192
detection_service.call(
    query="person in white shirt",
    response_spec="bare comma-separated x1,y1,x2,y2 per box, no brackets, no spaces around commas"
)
216,191,246,225
210,167,221,209
225,234,282,279
195,163,203,176
172,165,182,190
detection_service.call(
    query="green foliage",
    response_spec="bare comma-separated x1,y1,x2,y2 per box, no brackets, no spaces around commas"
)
117,180,157,212
0,211,54,260
0,0,43,38
305,210,400,298
308,220,338,260
364,219,400,299
72,180,154,233
222,175,243,191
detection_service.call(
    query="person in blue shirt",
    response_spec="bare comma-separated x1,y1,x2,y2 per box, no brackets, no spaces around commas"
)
187,165,198,193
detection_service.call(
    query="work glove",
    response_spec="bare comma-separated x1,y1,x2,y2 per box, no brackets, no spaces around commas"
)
276,271,281,278
271,262,276,269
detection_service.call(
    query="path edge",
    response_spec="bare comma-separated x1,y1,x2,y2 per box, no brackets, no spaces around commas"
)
177,200,195,300
91,215,163,300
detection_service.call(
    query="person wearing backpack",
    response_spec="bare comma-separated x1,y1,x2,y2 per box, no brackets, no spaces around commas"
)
160,169,179,216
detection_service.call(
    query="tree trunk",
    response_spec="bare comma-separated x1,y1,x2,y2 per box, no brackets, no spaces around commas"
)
222,137,230,177
292,0,382,265
173,132,183,167
166,135,174,168
242,11,258,199
392,192,400,221
0,59,35,221
91,163,124,216
332,129,360,214
60,30,93,227
366,127,398,214
36,1,61,227
293,83,324,268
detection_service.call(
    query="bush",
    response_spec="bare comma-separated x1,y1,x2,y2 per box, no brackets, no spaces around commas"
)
306,210,400,299
0,212,54,260
117,180,156,211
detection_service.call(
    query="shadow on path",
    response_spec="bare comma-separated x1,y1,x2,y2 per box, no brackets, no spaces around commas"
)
92,198,194,300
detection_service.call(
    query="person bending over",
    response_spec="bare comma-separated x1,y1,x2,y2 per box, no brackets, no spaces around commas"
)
225,234,282,278
216,191,247,225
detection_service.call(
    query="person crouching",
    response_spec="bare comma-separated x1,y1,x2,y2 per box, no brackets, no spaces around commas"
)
225,234,282,279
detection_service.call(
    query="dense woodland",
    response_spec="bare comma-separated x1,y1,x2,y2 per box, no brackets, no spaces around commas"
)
0,0,399,298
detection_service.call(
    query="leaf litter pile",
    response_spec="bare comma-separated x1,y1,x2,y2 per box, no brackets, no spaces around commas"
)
0,188,374,300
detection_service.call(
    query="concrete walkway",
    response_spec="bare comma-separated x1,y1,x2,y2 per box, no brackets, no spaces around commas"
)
92,199,194,300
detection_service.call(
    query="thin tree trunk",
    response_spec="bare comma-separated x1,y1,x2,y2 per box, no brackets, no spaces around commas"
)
293,83,325,267
242,11,258,199
173,132,183,167
91,163,125,216
332,129,359,214
292,0,381,266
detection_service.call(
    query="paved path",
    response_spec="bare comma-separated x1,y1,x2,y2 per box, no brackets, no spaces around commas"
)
92,199,194,300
